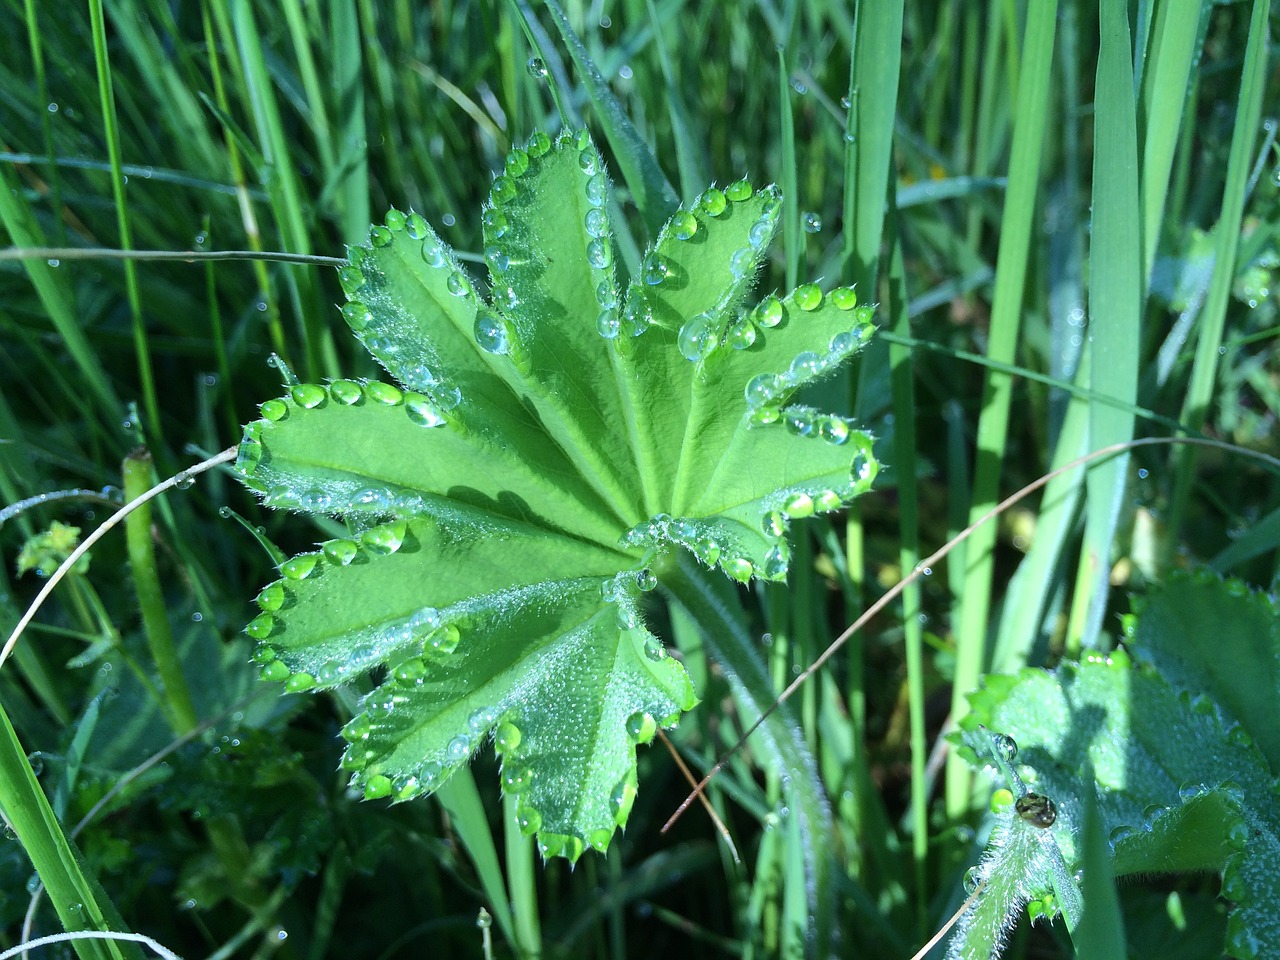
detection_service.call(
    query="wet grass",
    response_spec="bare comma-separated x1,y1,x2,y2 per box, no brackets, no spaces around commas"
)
1,1,1278,958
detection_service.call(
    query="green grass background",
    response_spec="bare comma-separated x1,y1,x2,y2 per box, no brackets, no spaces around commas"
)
1,0,1277,958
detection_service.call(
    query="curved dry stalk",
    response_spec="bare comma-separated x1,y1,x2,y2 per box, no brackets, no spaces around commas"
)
0,446,239,672
662,435,1280,832
0,931,183,960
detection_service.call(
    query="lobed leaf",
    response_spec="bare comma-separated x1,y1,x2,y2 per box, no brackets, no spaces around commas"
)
234,128,879,856
956,571,1280,959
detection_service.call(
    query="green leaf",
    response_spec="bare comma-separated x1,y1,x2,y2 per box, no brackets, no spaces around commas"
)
235,129,878,857
954,571,1280,959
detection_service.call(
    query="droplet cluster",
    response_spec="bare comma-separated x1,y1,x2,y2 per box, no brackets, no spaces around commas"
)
644,181,786,361
235,381,451,503
249,520,465,700
742,300,875,425
619,514,784,583
336,209,468,410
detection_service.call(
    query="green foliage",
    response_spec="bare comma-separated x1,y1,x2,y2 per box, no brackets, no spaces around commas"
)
956,571,1280,959
234,129,878,858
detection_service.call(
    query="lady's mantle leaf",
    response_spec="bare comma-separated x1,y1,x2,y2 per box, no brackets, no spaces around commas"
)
234,129,879,857
956,571,1280,959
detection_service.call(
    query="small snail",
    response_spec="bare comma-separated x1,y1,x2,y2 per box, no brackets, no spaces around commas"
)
1014,792,1057,828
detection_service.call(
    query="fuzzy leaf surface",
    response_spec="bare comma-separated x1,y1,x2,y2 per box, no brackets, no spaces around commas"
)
235,129,879,856
956,571,1280,959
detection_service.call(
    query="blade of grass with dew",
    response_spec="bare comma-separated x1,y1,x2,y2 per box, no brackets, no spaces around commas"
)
663,556,835,958
230,0,337,382
1076,0,1141,655
89,0,158,444
1138,0,1206,286
886,191,928,934
434,767,519,955
538,0,679,239
328,0,369,242
843,0,903,876
503,792,542,958
0,165,120,425
947,0,1059,821
1165,0,1273,556
0,704,141,960
645,0,708,202
1072,767,1126,958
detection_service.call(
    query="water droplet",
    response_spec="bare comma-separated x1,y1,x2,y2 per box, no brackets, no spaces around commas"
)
260,398,288,422
753,295,784,328
365,381,404,405
446,735,471,760
583,207,609,239
819,417,850,445
503,763,533,793
256,582,285,612
338,265,365,294
610,778,637,823
693,539,722,566
247,611,275,642
390,656,425,686
790,351,823,378
763,545,788,579
723,557,754,582
405,212,429,239
526,131,551,157
813,489,843,512
505,149,530,179
405,392,446,427
281,554,319,580
474,311,511,355
370,224,394,247
596,309,620,339
485,246,510,273
428,623,461,654
729,248,754,280
384,209,406,232
635,568,657,591
725,179,753,201
793,284,822,310
670,210,698,240
588,827,612,851
363,774,392,799
291,383,326,409
285,673,316,693
642,253,669,286
320,381,358,409
421,237,446,268
578,148,599,175
495,722,522,754
782,492,814,518
621,292,652,336
725,316,757,349
699,187,727,216
626,711,657,743
517,805,542,834
585,173,608,206
677,311,718,361
468,707,497,734
801,211,822,233
586,238,612,269
525,56,548,79
260,660,290,682
446,272,472,297
316,660,345,686
361,520,407,555
829,286,858,310
748,218,773,249
491,176,517,204
992,733,1018,762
